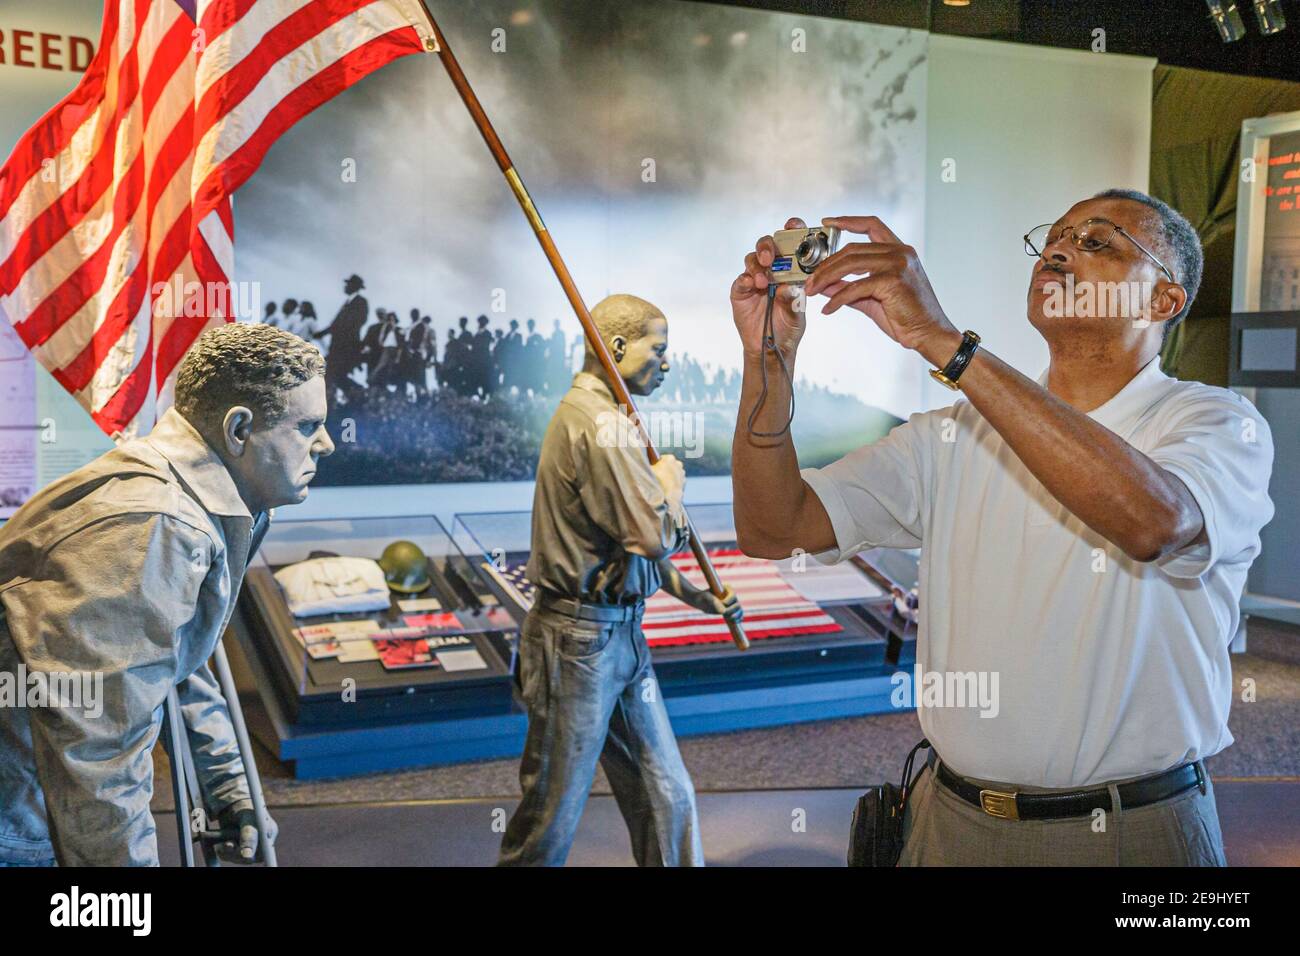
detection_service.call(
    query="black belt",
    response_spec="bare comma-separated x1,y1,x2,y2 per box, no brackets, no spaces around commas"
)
928,750,1206,821
536,590,644,624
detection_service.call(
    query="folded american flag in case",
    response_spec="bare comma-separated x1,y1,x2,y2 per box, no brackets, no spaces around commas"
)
485,549,842,648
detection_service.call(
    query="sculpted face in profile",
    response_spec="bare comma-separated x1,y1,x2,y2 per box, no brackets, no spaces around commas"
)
589,294,671,398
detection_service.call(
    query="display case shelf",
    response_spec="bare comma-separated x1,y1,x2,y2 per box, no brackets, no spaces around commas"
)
234,508,921,779
453,503,918,696
238,514,517,729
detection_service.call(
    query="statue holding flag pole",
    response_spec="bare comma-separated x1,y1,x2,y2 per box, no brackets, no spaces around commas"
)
405,2,750,864
408,0,750,656
499,293,742,866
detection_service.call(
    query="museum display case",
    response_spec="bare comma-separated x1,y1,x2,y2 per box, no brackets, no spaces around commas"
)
454,503,919,719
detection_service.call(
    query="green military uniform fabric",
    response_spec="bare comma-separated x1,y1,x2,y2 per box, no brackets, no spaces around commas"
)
525,371,686,604
1151,65,1300,383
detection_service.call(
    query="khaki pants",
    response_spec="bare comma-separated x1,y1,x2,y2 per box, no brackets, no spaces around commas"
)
899,758,1227,866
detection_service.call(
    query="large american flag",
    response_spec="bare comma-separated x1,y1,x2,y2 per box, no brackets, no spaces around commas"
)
0,0,434,439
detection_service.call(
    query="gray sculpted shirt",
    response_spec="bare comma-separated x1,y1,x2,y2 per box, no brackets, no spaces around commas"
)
0,408,260,865
526,372,687,604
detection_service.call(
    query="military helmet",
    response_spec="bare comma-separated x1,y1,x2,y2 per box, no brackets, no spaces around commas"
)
378,540,431,594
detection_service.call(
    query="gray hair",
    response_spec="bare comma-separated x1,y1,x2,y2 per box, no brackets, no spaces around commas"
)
174,323,325,436
1093,188,1203,339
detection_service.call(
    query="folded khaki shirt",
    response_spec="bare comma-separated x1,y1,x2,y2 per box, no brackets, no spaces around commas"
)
274,556,390,617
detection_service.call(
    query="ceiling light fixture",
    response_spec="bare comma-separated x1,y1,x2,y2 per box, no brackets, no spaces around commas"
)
1251,0,1287,34
1206,0,1248,41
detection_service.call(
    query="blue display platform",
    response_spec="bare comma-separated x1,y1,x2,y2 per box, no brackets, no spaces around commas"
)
237,615,915,780
234,506,922,780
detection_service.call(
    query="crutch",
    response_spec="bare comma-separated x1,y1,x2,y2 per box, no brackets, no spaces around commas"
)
162,639,278,867
211,639,277,866
161,686,206,866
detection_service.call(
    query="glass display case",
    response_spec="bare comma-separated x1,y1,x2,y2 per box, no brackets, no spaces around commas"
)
452,503,918,693
238,514,516,726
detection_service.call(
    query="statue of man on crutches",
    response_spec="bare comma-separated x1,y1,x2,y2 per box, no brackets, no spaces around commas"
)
0,323,332,866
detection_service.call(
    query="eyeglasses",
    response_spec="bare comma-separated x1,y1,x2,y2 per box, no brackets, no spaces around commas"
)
1024,218,1175,283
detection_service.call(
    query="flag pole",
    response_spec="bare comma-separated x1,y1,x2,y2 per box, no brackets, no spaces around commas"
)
412,6,748,650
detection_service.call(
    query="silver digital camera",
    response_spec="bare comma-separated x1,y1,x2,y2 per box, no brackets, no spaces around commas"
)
769,225,841,285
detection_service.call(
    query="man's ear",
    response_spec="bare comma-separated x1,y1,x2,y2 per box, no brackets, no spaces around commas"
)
1150,280,1187,326
611,335,626,362
221,406,255,457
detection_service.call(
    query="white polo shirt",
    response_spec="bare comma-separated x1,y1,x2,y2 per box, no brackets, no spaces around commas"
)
801,357,1275,788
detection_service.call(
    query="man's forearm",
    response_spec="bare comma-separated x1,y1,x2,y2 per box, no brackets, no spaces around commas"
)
919,330,1203,561
731,348,833,558
177,664,250,812
658,558,702,604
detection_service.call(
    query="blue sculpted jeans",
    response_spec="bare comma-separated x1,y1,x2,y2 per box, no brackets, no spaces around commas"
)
498,604,703,866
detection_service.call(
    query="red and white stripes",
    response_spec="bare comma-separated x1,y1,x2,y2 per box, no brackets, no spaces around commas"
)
644,549,843,647
0,0,431,439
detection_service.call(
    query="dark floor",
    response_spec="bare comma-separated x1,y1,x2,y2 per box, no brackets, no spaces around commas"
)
154,781,1300,867
148,619,1300,866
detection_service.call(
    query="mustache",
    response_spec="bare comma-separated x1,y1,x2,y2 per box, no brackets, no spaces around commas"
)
1033,264,1072,286
1035,257,1076,277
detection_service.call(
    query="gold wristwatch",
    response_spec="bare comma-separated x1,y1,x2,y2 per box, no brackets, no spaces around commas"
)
929,330,981,391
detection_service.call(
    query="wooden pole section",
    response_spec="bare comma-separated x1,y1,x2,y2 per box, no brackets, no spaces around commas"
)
413,6,748,650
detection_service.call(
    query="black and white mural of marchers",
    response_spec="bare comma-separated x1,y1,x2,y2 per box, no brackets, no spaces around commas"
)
233,0,926,486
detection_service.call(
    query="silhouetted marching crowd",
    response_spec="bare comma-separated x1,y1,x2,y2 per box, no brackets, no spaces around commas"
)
261,273,574,406
252,273,844,485
261,273,750,409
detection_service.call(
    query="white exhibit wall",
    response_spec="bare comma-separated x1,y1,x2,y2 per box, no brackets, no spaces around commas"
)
919,35,1155,409
0,0,115,519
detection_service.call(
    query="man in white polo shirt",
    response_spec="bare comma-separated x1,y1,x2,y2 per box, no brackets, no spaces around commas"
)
729,189,1274,865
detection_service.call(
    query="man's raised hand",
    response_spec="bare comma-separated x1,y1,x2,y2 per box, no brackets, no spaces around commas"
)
804,215,959,360
731,217,809,358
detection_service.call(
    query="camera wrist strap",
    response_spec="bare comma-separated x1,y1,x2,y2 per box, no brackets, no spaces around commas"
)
746,284,797,438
